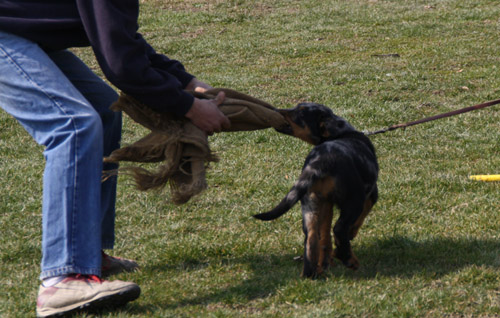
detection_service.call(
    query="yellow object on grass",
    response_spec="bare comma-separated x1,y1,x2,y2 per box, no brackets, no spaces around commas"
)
469,175,500,182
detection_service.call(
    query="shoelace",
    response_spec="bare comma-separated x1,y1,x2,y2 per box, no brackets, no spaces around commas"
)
72,274,103,283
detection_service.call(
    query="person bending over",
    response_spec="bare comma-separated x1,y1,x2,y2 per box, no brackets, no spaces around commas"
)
0,1,230,317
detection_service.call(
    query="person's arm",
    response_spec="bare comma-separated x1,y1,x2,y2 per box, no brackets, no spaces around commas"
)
76,0,229,133
76,0,194,116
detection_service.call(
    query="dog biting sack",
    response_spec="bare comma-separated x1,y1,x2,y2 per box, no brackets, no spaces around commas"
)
104,88,287,204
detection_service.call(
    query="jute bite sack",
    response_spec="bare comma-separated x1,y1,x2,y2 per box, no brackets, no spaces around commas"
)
104,88,287,204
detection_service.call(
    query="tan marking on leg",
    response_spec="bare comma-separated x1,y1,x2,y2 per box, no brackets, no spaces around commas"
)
308,178,336,273
346,248,359,270
302,212,320,277
317,201,334,272
349,198,374,240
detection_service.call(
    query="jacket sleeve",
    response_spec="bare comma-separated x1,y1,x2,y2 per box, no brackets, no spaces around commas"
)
76,0,195,116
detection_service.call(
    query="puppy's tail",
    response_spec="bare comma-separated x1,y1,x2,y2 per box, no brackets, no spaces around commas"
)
253,173,312,221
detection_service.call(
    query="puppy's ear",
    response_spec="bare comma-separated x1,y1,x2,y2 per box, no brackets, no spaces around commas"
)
320,118,352,139
319,121,331,138
319,118,338,138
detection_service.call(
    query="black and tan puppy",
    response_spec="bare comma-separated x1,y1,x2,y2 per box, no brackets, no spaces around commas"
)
254,103,379,278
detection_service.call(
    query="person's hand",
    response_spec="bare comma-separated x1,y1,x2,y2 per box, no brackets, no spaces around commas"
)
185,78,213,93
185,91,231,135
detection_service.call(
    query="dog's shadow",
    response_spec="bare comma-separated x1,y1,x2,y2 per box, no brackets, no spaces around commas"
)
131,236,499,312
350,235,500,278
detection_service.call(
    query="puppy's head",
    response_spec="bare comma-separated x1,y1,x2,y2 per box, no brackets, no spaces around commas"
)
276,103,355,145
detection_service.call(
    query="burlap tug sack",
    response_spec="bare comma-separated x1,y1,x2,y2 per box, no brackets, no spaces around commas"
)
104,88,287,204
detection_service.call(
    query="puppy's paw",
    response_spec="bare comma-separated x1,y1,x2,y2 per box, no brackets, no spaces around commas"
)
344,256,359,270
334,249,359,270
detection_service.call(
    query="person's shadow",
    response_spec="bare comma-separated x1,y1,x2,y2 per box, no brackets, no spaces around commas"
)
125,235,500,313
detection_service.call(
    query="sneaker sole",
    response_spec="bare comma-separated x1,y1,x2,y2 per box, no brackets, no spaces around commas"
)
36,285,140,317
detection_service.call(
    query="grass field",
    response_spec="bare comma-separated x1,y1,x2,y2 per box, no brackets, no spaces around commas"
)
1,0,499,317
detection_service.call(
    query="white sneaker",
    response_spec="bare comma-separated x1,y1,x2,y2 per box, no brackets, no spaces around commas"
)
36,274,140,317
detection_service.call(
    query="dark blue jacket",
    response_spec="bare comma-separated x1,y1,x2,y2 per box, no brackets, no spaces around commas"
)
0,0,195,116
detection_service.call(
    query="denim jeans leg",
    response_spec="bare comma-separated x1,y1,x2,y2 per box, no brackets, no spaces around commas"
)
47,50,122,250
0,31,103,279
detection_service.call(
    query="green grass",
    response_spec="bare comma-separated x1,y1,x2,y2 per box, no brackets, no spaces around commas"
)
1,0,499,317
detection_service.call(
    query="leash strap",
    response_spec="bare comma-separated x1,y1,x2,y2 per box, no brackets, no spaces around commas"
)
365,98,500,136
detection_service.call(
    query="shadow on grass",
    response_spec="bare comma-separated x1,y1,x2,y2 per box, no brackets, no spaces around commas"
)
354,235,500,278
131,235,499,313
133,253,299,313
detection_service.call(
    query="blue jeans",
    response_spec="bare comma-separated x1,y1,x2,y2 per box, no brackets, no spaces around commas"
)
0,31,122,279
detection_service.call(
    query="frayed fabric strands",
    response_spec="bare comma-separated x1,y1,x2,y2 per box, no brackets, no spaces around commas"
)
104,88,287,204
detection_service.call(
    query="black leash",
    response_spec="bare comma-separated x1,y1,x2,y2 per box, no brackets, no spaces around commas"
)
365,98,500,136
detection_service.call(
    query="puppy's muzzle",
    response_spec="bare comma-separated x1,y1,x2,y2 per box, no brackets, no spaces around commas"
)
274,109,294,135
